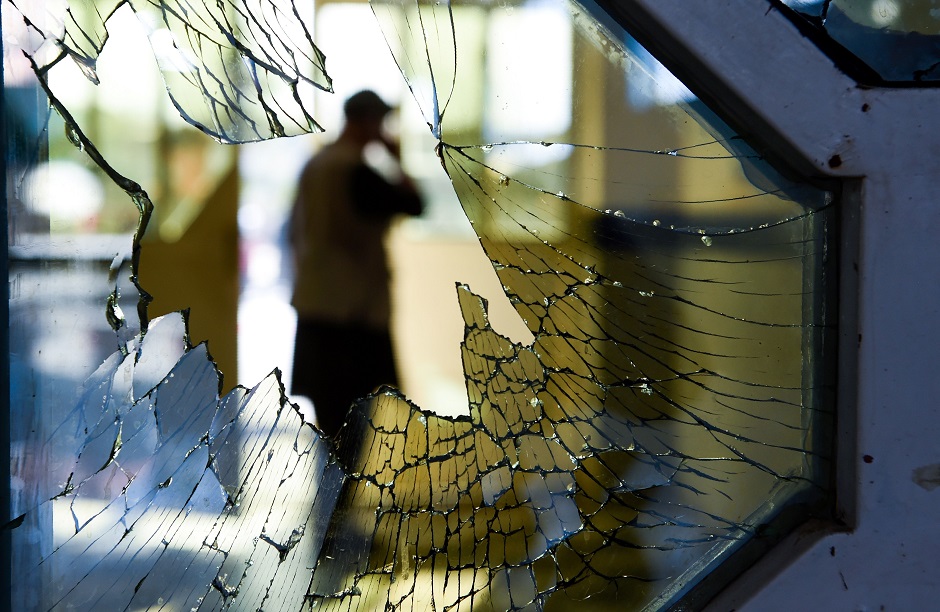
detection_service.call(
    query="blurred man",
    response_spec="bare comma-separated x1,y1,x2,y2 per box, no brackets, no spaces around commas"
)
289,90,423,438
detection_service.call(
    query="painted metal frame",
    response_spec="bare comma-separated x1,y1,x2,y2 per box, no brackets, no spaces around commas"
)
596,0,940,608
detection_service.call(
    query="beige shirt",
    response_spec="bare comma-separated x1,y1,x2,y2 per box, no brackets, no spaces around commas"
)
290,141,395,329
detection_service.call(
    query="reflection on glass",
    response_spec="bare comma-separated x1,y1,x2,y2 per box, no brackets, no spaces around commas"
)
780,0,940,82
5,0,835,610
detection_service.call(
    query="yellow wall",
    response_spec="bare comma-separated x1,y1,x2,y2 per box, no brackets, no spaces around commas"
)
139,166,240,393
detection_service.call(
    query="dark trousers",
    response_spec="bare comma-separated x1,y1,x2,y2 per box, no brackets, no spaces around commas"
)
291,318,399,438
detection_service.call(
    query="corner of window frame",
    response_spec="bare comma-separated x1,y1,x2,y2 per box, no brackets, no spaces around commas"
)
598,0,940,609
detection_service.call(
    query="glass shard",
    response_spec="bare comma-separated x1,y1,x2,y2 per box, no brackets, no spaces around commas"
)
15,316,341,610
10,0,331,142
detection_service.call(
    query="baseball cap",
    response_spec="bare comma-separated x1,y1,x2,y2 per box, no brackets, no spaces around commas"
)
343,90,393,121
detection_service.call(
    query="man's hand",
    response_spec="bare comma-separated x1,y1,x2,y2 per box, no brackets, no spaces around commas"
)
380,133,401,161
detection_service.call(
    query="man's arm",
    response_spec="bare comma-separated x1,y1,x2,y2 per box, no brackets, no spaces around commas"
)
350,161,423,219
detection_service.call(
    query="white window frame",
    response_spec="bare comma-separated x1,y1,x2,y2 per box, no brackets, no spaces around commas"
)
598,1,940,608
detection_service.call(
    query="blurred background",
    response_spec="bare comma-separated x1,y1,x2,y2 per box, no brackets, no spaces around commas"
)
11,0,826,420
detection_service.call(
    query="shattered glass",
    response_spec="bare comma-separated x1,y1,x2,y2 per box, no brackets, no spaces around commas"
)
8,0,331,142
5,0,836,610
777,0,940,82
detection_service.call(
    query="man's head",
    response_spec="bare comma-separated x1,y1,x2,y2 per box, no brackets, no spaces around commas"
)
344,90,392,123
341,90,392,144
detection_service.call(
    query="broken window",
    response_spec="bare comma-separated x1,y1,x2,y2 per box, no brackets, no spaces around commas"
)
778,0,940,82
5,0,836,610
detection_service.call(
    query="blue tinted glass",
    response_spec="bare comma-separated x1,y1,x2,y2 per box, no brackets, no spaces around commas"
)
781,0,940,82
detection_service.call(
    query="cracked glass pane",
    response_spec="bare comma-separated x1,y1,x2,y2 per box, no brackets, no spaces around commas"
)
6,0,836,610
779,0,940,82
9,0,330,141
